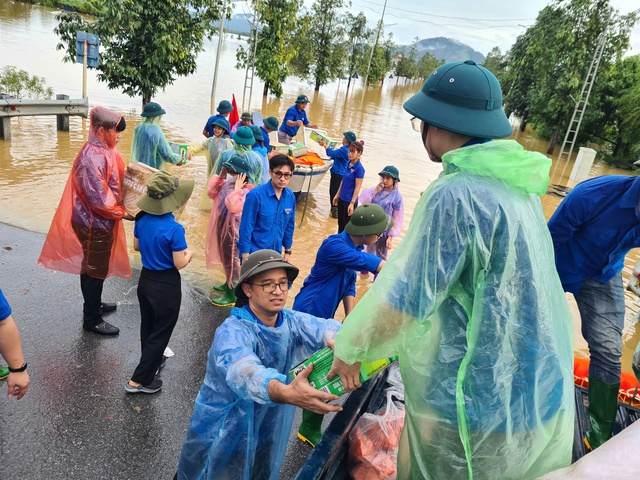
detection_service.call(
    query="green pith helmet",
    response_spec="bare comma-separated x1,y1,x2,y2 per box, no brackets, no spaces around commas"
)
234,250,299,299
345,204,394,236
263,116,279,131
211,118,230,133
137,171,195,215
250,125,264,141
233,126,255,145
379,165,400,182
217,100,233,114
343,131,357,144
140,102,166,118
241,111,252,120
222,155,251,176
403,60,511,139
295,94,310,104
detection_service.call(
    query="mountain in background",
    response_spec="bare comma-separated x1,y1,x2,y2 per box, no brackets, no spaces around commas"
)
398,37,486,64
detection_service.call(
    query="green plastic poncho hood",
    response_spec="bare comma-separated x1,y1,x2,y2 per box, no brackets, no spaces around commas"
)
334,140,574,479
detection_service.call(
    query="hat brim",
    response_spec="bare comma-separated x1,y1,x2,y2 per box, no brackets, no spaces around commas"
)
233,133,255,145
403,90,512,139
140,108,166,118
235,261,299,299
136,179,195,215
263,119,278,131
345,216,394,236
212,122,229,133
217,105,233,114
378,170,400,181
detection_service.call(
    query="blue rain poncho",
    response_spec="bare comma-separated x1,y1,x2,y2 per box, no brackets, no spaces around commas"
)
334,140,575,479
130,120,181,170
177,306,341,480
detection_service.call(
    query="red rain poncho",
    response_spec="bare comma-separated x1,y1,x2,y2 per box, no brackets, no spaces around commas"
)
38,106,131,280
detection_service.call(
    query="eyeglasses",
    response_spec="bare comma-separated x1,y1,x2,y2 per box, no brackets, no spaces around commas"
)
410,116,423,133
250,281,290,293
271,171,293,179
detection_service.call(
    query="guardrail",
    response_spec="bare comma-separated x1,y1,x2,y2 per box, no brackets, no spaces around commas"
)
0,94,89,141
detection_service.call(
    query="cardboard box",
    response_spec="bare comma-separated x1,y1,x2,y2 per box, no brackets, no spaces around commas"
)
271,143,290,155
289,347,399,396
289,141,308,158
309,130,328,143
169,142,188,164
122,162,158,217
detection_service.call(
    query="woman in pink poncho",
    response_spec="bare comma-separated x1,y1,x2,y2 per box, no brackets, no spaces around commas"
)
205,154,255,306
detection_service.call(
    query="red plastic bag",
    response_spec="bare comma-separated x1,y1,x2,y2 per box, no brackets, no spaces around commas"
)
348,391,405,480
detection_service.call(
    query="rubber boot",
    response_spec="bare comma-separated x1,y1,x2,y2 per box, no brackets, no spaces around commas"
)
0,366,9,380
211,283,237,307
584,377,620,451
212,283,227,292
298,410,324,447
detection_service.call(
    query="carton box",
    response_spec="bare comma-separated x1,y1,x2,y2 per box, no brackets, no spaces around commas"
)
122,162,158,217
169,142,188,164
271,143,290,155
309,130,328,143
289,347,398,396
289,141,308,158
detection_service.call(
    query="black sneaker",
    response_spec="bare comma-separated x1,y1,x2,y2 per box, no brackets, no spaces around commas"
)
124,378,162,394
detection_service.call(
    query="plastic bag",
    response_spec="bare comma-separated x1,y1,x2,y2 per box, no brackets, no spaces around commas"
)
348,391,405,480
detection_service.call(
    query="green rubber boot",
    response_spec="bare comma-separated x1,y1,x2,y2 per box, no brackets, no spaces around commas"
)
212,283,227,292
584,377,620,451
0,366,9,380
298,410,324,447
211,283,237,307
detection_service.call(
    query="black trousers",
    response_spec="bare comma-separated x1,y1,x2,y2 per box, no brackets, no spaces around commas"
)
337,198,357,233
132,267,181,385
329,173,342,208
80,273,105,328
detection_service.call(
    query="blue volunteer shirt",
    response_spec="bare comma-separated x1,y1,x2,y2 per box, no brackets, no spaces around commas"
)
134,213,188,271
245,305,284,328
279,105,309,138
238,181,296,255
339,160,365,203
548,175,640,294
0,289,11,321
260,126,272,152
203,114,227,137
326,145,350,176
293,231,382,318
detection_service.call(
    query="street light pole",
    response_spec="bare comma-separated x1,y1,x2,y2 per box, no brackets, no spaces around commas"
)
210,0,228,115
363,0,387,88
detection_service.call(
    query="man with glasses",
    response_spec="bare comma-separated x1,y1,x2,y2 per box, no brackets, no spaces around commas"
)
329,61,574,479
293,204,392,447
176,250,342,480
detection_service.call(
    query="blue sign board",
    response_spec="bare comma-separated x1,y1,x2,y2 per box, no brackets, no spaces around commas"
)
76,31,100,68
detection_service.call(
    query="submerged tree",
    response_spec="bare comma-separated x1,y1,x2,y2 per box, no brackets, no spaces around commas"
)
0,66,53,99
344,12,372,90
395,37,419,80
55,0,226,105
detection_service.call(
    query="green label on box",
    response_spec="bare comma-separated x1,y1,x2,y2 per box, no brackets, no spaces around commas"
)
169,142,188,163
289,347,398,396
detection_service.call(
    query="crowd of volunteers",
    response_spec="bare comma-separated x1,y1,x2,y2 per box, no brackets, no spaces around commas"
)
2,59,639,480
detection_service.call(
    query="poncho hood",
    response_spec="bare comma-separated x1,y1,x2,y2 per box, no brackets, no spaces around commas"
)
442,140,551,197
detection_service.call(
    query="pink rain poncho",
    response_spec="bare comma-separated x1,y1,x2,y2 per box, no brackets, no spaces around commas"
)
38,106,131,280
205,175,255,287
359,185,404,260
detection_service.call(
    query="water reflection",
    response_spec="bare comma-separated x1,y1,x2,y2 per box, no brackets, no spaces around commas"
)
1,2,639,370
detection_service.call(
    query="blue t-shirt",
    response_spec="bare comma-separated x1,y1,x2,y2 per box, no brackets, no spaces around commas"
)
203,114,228,137
326,145,350,176
279,105,309,138
134,213,188,271
339,160,365,203
245,305,284,328
0,289,11,321
260,126,272,152
293,231,381,318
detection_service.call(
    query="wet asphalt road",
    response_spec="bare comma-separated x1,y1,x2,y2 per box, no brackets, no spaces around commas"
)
0,222,315,480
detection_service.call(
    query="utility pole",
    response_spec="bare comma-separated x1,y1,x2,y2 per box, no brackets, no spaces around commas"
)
363,0,387,88
210,0,228,115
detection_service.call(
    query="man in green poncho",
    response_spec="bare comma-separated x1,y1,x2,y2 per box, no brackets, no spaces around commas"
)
328,60,575,479
131,102,184,171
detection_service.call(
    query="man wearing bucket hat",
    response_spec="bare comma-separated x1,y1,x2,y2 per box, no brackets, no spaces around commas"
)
330,60,574,478
126,171,194,394
277,94,318,145
177,249,343,479
231,111,253,134
260,116,279,157
293,204,391,446
131,102,184,171
214,126,264,185
202,99,234,138
316,131,357,218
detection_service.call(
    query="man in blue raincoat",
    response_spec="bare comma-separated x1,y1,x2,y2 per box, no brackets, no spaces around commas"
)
329,61,575,479
176,250,342,480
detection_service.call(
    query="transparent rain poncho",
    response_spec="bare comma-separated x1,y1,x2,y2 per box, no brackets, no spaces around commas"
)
359,184,404,260
334,140,575,479
214,145,263,186
189,135,234,210
130,118,181,170
177,306,341,480
205,175,255,287
38,106,131,280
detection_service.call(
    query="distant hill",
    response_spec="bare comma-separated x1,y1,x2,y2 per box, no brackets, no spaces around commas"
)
213,13,253,36
399,37,486,64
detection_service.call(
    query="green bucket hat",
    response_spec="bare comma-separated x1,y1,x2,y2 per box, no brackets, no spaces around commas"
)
403,60,511,139
378,165,400,182
250,125,264,142
140,102,166,118
233,126,255,145
343,131,357,144
217,100,233,114
211,118,230,133
345,204,393,236
263,116,279,131
295,94,310,104
136,171,195,215
241,111,252,120
234,249,299,300
222,154,251,176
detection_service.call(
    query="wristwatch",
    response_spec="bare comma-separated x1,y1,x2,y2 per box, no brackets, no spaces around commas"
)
8,361,27,373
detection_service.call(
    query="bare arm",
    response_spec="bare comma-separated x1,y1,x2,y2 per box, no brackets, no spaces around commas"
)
133,237,140,252
0,316,29,399
343,295,355,317
173,249,194,270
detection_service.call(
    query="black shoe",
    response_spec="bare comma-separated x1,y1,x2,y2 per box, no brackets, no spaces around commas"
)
124,378,162,394
100,302,117,314
83,321,119,336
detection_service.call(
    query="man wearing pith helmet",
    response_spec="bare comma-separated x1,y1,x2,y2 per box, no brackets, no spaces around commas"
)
329,60,574,478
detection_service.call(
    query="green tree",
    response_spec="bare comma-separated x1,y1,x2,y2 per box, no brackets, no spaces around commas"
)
236,0,302,98
395,37,419,80
0,66,53,99
416,52,442,79
345,12,372,90
482,47,507,84
54,0,225,105
367,32,396,86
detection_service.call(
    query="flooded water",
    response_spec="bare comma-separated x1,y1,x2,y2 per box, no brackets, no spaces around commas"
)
1,1,639,370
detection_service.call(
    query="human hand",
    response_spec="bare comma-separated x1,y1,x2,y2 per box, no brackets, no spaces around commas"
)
188,152,195,160
327,356,362,393
297,120,304,127
8,371,29,400
284,363,343,414
284,252,291,262
241,253,249,263
318,140,326,148
386,236,393,249
185,249,194,264
235,173,247,191
374,182,384,195
332,196,339,207
347,202,355,216
123,213,135,221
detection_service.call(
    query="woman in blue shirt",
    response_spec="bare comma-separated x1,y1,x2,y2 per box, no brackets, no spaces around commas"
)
319,131,357,219
333,141,365,233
